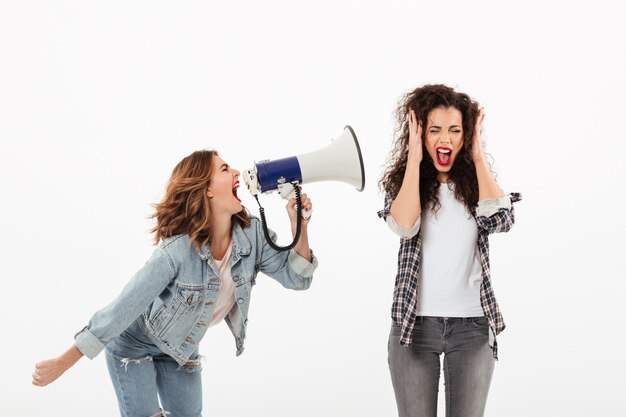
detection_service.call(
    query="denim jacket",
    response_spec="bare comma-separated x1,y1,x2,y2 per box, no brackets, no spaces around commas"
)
75,217,318,366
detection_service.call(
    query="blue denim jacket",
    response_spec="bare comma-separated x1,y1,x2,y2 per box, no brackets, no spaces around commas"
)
75,217,318,365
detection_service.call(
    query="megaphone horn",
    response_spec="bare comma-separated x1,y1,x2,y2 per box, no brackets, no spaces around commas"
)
243,125,365,252
243,125,365,198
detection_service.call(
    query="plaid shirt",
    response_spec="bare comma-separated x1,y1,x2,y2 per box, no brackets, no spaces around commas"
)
378,192,522,359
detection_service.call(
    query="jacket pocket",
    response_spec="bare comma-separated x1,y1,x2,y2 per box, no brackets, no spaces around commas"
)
154,283,205,341
148,304,167,327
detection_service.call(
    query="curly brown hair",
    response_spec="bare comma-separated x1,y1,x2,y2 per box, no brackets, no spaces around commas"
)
379,84,487,213
150,150,250,250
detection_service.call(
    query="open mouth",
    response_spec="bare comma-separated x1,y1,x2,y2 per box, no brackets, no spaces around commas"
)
232,181,241,202
436,147,452,167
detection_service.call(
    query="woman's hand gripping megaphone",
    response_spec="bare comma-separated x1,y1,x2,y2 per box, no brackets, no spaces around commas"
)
241,125,363,251
278,182,313,220
286,189,313,225
243,168,311,252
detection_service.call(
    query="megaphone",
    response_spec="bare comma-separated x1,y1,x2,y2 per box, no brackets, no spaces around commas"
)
243,125,365,251
243,125,365,200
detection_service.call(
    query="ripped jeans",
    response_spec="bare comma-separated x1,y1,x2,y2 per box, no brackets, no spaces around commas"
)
105,319,203,417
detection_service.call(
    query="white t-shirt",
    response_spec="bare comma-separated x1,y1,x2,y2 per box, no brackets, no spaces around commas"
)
416,184,484,317
209,243,237,327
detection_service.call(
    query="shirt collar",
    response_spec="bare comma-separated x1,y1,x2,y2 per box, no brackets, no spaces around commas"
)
197,221,251,261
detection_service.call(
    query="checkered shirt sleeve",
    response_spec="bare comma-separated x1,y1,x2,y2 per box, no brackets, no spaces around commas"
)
378,190,423,347
476,193,522,234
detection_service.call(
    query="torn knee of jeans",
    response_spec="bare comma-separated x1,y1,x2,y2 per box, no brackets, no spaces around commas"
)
177,356,203,373
119,355,153,372
150,410,170,417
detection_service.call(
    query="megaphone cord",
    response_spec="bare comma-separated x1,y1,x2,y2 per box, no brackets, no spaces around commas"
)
253,183,303,252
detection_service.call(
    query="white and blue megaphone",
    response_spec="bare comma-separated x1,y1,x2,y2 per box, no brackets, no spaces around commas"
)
243,125,365,250
243,125,365,212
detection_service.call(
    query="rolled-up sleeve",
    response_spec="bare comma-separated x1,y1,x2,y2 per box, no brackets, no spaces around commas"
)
255,219,317,290
476,196,512,217
74,327,105,359
378,190,420,239
386,215,421,239
74,247,176,359
288,249,318,278
475,193,522,235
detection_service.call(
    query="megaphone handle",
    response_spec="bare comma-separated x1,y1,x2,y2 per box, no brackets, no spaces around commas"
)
278,182,312,220
253,186,303,252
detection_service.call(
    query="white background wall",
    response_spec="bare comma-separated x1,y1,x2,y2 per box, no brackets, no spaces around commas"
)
2,1,625,416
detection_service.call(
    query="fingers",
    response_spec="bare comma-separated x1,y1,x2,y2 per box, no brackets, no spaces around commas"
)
32,372,43,386
408,109,422,139
300,193,312,212
299,193,312,222
32,365,46,386
406,109,423,162
476,107,485,130
286,193,313,215
32,361,56,387
289,193,312,211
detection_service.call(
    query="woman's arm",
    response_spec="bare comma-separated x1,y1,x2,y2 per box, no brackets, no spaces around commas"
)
32,345,83,387
255,193,318,290
390,109,422,228
33,246,176,386
73,247,176,359
288,192,312,262
473,108,504,200
472,108,521,234
476,193,521,234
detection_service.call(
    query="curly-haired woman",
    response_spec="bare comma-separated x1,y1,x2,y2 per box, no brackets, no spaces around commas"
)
32,150,318,417
378,84,521,417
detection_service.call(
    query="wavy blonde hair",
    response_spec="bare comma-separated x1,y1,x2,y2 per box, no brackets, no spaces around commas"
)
150,150,250,250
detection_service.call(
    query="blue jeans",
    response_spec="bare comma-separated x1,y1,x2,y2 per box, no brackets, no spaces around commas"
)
388,317,495,417
105,320,203,417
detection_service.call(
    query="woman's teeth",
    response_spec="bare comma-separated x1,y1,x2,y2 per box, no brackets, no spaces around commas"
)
436,148,452,166
232,182,241,202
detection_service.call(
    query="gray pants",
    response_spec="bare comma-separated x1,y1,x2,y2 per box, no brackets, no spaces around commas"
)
388,316,495,417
